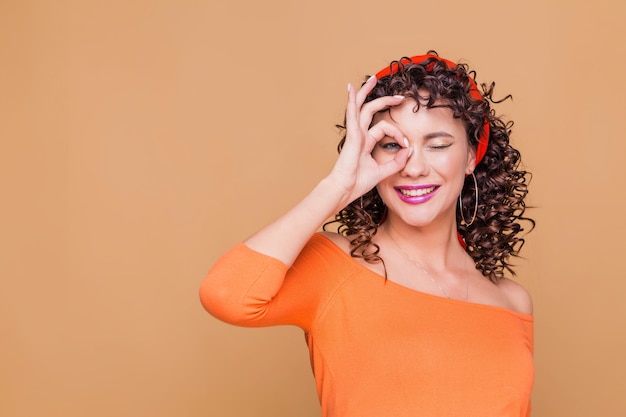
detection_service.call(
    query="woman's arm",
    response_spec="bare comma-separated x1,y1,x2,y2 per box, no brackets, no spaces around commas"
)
200,78,410,324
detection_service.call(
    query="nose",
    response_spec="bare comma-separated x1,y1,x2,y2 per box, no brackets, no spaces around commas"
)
400,144,429,178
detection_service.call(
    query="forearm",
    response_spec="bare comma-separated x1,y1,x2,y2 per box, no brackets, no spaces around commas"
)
244,176,348,266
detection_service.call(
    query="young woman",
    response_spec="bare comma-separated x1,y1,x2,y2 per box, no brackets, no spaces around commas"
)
200,52,534,417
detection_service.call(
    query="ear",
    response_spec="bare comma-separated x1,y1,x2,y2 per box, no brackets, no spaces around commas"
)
465,144,477,176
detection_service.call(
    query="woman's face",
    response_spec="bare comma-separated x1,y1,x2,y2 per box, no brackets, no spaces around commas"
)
372,96,475,229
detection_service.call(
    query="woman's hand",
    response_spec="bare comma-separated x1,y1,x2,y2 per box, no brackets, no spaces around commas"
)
327,76,411,210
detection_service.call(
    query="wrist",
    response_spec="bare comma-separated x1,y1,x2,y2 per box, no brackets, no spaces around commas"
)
316,176,354,214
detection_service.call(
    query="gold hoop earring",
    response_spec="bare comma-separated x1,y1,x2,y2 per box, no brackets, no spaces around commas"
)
459,172,478,226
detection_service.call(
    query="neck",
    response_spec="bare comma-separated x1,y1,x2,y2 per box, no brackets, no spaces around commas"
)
381,217,464,271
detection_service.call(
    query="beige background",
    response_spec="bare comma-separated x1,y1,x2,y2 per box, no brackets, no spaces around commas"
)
1,0,625,416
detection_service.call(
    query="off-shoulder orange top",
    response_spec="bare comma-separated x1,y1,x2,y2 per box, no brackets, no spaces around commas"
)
200,233,534,417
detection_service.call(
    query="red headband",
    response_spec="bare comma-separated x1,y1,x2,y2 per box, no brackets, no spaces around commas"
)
374,54,490,165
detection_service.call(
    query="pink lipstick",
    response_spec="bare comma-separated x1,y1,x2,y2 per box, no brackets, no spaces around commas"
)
394,184,439,204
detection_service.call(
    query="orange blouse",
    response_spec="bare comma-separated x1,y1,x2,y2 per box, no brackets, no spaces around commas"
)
200,233,534,417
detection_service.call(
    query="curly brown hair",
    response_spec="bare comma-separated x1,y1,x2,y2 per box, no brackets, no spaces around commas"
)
324,52,534,283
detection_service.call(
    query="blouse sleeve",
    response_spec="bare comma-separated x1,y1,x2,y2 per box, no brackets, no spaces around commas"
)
199,234,346,330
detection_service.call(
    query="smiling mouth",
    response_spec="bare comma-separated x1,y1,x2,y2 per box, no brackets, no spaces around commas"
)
397,186,437,197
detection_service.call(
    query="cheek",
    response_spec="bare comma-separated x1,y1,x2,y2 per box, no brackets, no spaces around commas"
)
426,152,459,175
375,177,397,203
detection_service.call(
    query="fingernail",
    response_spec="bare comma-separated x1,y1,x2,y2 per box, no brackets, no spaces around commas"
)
393,95,405,99
403,137,409,147
367,75,376,83
347,83,352,92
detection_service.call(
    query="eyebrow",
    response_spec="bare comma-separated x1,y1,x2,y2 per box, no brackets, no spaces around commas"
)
423,131,455,140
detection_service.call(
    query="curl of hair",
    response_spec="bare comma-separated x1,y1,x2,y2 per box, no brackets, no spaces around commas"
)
324,51,534,283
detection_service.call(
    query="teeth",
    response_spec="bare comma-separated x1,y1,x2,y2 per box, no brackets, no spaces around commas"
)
399,186,435,197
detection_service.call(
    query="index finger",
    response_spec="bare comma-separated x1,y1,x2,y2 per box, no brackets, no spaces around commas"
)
359,95,406,132
366,119,408,153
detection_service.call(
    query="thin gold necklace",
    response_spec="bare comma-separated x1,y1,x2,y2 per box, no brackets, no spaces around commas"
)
384,229,470,300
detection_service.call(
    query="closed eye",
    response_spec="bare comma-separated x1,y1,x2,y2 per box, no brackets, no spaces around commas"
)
429,143,452,150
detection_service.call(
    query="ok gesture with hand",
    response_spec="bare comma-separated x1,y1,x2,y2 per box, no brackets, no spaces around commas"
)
328,76,411,211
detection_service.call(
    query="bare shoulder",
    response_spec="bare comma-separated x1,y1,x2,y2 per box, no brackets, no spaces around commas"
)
317,231,352,253
497,278,534,315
